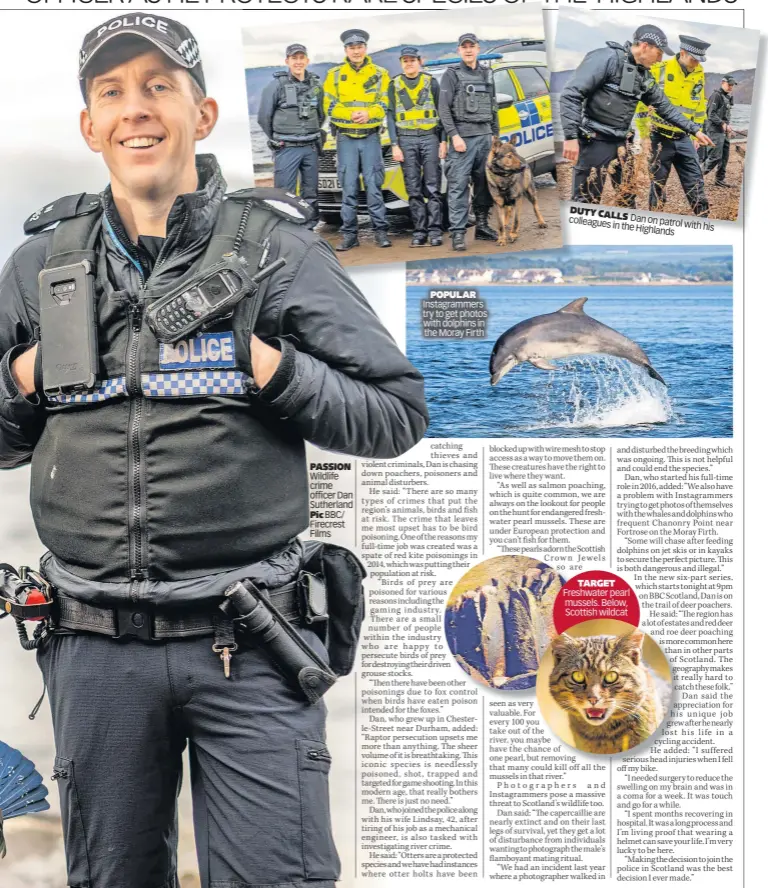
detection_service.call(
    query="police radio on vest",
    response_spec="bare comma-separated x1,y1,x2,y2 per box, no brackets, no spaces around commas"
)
97,17,170,40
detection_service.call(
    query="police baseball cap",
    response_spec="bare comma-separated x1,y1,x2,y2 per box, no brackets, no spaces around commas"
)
79,15,205,99
400,46,421,59
286,44,308,57
679,35,710,62
632,25,673,56
458,33,479,46
341,29,369,47
722,75,737,85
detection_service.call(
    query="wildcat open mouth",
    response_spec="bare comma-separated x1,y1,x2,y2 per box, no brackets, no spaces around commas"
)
585,708,608,721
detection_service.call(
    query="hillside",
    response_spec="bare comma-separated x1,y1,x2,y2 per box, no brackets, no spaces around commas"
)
246,38,521,114
551,66,754,104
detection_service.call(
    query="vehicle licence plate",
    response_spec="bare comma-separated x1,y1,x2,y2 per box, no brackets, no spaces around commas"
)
318,176,340,191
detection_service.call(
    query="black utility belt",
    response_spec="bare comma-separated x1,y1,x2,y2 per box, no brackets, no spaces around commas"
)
54,583,302,641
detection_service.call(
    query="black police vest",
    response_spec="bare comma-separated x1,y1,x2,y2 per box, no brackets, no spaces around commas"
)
36,190,310,415
272,72,323,140
585,43,649,135
451,65,494,125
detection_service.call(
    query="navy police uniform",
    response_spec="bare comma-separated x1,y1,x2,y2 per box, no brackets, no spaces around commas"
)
560,25,702,207
702,77,737,185
257,43,325,226
438,33,500,248
0,16,429,888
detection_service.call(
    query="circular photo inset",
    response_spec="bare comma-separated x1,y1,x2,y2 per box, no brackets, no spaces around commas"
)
536,620,671,755
444,555,564,690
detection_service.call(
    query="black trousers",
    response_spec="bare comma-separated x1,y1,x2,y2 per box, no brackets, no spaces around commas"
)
400,131,442,237
702,123,731,183
38,629,338,888
571,136,636,208
274,143,319,224
446,133,493,233
648,133,709,216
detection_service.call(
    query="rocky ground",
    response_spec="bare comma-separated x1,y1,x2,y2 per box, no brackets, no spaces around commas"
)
256,171,564,266
555,141,745,222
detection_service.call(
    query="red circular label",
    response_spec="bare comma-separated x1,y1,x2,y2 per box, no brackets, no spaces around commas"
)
552,570,640,634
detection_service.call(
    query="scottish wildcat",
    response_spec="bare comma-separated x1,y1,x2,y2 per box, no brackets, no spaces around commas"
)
548,631,664,754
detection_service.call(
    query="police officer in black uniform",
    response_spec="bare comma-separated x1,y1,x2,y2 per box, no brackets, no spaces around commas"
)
560,24,713,207
702,75,738,187
438,33,499,252
257,43,324,225
0,16,428,888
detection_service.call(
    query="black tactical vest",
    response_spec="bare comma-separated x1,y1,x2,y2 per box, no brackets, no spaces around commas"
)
451,64,494,125
584,42,649,137
271,71,323,141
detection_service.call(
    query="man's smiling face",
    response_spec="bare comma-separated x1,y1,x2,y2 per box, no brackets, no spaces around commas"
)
80,47,217,202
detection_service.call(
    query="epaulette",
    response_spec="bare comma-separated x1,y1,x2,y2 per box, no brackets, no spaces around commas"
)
226,187,313,224
24,193,102,236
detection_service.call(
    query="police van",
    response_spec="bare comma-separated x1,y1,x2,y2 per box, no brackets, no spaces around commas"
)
317,41,555,224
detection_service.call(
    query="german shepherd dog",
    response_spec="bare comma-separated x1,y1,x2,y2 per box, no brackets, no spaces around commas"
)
485,137,548,246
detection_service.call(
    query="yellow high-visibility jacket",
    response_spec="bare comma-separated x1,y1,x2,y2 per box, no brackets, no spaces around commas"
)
323,57,390,137
392,73,439,131
636,56,706,138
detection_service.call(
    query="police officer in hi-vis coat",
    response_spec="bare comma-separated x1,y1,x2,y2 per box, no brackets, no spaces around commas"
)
323,29,392,251
438,33,500,252
635,35,710,216
257,43,325,226
387,46,446,247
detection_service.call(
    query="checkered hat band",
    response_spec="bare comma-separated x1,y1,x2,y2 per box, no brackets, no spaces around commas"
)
141,371,248,398
49,376,127,405
637,33,663,45
680,41,705,55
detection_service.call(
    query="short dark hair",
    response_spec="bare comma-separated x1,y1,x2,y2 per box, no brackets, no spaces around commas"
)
84,35,205,107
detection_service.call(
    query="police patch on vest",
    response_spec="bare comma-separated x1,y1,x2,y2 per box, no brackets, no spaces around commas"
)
159,332,236,370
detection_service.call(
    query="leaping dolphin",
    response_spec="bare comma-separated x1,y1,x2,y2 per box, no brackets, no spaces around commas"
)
489,297,666,387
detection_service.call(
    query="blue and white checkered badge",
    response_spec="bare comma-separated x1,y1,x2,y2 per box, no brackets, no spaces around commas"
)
142,371,247,398
159,332,237,371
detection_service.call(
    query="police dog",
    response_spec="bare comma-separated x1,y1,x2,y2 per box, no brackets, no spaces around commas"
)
485,137,547,246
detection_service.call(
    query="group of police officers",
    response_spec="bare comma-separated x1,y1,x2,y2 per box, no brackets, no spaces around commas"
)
561,24,739,217
258,30,502,253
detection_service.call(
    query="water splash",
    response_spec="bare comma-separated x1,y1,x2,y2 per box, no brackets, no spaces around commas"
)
520,355,673,431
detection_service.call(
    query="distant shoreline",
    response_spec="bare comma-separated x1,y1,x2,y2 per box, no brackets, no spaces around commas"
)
405,281,733,288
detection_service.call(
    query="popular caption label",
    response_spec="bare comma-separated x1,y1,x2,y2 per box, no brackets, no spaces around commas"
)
421,288,489,339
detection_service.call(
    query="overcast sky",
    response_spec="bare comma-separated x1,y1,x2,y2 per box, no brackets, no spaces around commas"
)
242,5,544,68
553,8,759,74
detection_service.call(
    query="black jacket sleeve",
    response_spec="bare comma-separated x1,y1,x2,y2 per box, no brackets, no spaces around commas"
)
257,79,279,141
438,69,460,140
386,80,399,146
251,232,428,459
707,91,726,128
0,237,48,469
431,78,445,142
489,75,500,138
640,79,700,135
559,49,613,141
